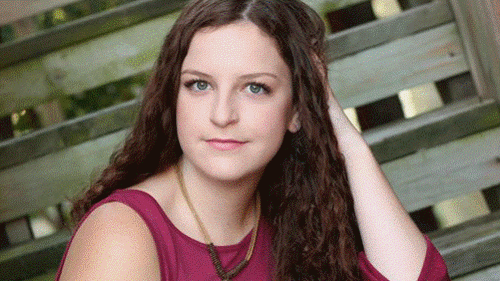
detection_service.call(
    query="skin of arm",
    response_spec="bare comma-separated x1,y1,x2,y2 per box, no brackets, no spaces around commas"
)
58,202,161,281
324,72,427,280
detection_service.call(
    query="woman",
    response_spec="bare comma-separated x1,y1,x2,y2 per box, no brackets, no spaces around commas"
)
56,0,450,280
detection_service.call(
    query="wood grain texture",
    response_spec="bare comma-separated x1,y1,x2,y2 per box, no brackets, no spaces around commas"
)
366,97,500,163
330,23,469,108
302,0,367,12
0,0,186,69
0,229,70,281
0,11,179,116
453,263,500,281
382,126,500,212
325,0,454,60
0,99,139,170
429,211,500,278
450,0,500,101
0,130,128,222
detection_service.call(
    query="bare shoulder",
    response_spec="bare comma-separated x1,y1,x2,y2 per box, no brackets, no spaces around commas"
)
58,202,160,281
128,168,178,210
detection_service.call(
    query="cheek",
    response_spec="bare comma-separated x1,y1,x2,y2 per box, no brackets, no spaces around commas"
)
251,102,292,144
176,96,200,145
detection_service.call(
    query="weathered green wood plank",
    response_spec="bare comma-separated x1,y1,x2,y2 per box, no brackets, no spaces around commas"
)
325,0,454,60
367,97,500,163
382,126,500,212
330,22,469,108
429,211,500,278
0,130,128,222
0,99,139,170
453,263,500,281
0,0,186,69
0,230,70,281
302,0,367,14
0,11,179,116
450,0,500,101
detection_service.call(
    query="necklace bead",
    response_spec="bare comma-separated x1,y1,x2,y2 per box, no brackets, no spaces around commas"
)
175,164,260,280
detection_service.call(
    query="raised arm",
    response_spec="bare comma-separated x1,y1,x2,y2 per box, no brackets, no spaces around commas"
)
324,76,428,280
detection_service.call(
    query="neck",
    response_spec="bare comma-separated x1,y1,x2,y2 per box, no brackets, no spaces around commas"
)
171,158,261,246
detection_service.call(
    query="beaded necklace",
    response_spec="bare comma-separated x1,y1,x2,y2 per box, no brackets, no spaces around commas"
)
175,165,260,281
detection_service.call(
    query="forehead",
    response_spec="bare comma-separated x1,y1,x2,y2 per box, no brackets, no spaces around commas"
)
181,21,290,77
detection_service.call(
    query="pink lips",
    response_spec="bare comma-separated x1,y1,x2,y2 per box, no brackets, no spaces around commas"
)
207,139,246,151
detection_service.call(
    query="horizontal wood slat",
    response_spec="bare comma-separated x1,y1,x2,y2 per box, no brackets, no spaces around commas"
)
330,22,469,108
453,263,500,281
0,12,179,116
0,0,186,69
302,0,367,13
382,126,500,212
367,97,500,163
325,0,454,60
0,129,128,222
430,211,500,278
0,230,70,281
0,99,139,170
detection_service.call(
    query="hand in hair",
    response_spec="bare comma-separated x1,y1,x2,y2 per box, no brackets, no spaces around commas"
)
312,52,429,281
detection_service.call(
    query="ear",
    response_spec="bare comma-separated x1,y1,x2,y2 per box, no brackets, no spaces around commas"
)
288,112,301,133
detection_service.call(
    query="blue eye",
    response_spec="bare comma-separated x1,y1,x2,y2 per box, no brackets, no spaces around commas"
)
249,84,262,93
195,81,208,90
185,79,211,92
246,83,270,95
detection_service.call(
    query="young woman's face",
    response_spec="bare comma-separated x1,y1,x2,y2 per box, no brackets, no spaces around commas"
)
177,21,297,182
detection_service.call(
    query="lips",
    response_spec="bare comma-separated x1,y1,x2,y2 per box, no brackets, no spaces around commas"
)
206,139,247,151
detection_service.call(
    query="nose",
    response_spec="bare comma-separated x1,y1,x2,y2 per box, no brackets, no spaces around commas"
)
210,90,239,127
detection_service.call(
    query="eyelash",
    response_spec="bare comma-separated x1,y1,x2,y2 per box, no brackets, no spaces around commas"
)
184,79,209,91
183,79,272,95
247,82,271,95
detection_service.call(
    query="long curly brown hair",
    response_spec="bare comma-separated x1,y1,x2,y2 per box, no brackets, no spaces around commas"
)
72,0,360,279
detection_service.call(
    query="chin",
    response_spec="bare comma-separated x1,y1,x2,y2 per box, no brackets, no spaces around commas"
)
199,158,265,183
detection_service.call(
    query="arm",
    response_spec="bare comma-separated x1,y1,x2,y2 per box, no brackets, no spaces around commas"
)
58,202,160,281
326,81,427,280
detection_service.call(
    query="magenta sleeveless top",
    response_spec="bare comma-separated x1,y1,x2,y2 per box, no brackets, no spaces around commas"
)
55,189,450,280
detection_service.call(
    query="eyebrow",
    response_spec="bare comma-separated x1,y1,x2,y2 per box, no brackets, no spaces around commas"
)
181,69,279,80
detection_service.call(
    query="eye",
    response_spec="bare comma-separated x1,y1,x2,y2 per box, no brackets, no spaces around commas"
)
195,81,209,91
184,79,211,92
245,82,271,95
